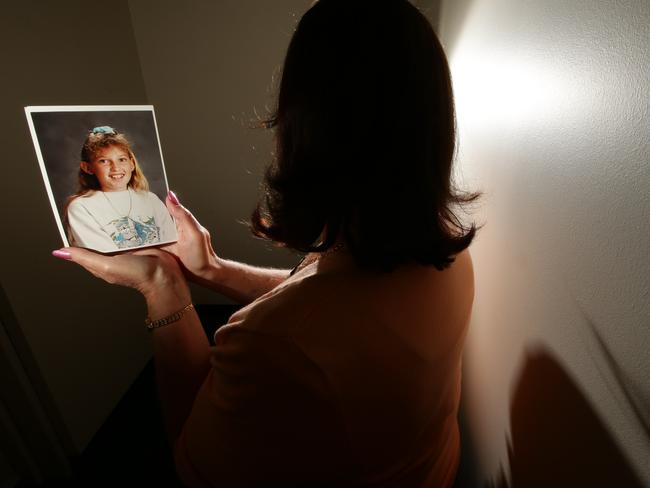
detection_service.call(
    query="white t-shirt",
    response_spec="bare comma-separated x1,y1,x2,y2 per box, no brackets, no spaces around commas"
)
67,189,177,252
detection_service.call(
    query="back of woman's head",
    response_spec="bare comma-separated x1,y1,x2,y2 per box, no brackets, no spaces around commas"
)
250,0,483,272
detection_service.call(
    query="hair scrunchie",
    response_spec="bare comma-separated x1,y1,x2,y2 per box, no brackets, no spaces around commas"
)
91,126,116,134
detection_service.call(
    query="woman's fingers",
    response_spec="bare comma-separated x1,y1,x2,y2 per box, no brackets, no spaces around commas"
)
165,191,215,253
53,246,119,283
165,191,204,236
52,246,163,291
162,190,219,281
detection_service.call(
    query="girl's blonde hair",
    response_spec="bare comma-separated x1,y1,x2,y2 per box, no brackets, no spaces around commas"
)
63,128,150,243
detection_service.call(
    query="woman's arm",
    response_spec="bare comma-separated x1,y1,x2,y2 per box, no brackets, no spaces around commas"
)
52,247,211,449
193,258,291,305
163,192,296,305
143,275,211,447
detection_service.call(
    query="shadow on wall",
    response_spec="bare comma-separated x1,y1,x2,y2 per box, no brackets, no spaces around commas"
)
486,348,643,488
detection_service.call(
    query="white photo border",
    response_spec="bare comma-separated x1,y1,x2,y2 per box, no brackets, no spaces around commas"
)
24,105,174,252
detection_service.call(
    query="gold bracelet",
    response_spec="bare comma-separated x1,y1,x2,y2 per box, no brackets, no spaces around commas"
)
145,303,195,332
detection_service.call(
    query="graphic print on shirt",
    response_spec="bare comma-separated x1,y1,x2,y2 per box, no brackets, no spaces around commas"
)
101,216,160,248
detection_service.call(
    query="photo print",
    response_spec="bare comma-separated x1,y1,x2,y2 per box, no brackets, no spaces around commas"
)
25,105,178,253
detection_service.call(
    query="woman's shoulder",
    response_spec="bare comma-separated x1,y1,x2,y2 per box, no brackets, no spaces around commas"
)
374,248,475,359
304,249,475,358
440,247,474,300
223,248,475,349
224,268,326,337
387,248,474,302
329,248,474,307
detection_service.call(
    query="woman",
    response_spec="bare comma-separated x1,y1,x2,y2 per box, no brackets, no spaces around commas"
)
52,0,482,485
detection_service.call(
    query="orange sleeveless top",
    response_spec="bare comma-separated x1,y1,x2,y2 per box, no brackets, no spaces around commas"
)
174,253,473,486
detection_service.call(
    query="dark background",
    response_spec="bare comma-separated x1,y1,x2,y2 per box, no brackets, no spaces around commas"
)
29,108,169,237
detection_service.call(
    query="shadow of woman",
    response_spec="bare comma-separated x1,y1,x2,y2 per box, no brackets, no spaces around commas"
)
484,347,643,488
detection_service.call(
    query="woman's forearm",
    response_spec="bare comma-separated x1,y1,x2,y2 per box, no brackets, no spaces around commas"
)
143,259,295,453
191,258,291,305
144,278,211,448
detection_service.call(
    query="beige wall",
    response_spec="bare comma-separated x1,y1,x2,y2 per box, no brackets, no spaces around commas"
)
128,0,311,304
0,1,151,453
431,0,650,485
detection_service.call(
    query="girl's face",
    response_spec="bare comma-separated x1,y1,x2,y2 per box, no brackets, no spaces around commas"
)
81,145,135,192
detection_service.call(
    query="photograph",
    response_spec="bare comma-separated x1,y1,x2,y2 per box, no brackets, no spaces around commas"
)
25,105,178,253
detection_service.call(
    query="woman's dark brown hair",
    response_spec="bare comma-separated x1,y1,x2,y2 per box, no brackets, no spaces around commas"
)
250,0,483,272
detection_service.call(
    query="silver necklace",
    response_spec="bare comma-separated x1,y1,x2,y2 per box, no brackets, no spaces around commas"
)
101,188,133,219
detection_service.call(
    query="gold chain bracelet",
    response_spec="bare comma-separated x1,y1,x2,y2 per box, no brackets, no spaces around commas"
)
145,303,195,332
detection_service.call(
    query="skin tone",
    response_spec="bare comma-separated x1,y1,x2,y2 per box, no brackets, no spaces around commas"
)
51,192,291,447
80,145,135,192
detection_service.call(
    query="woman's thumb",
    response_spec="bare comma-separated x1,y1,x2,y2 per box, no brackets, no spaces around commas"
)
166,191,203,231
167,190,181,207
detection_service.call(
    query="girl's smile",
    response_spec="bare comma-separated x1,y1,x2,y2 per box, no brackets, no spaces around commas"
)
81,145,135,192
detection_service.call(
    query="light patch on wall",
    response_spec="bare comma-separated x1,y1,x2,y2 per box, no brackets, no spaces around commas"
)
446,10,599,143
451,53,564,132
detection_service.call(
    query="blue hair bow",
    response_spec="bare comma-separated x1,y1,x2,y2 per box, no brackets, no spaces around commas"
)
92,126,116,134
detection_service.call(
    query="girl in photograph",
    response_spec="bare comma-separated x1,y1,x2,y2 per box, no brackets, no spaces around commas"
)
64,126,176,253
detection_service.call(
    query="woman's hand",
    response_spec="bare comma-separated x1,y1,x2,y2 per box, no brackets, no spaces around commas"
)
52,246,191,319
161,191,223,283
159,192,291,305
